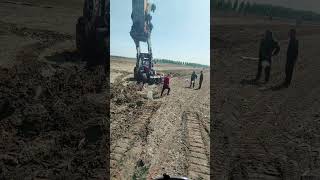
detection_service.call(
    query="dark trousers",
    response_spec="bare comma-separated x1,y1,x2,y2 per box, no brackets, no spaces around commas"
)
198,80,203,89
255,61,271,82
161,86,170,96
284,60,296,86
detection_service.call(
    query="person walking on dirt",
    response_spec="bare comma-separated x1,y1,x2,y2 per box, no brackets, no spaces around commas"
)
254,30,280,83
198,71,204,89
161,73,171,96
190,71,198,88
282,29,299,88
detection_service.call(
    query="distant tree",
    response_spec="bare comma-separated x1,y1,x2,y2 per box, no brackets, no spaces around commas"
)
238,1,245,13
226,0,233,11
233,0,239,11
243,1,251,15
216,0,224,10
216,0,320,22
212,0,218,10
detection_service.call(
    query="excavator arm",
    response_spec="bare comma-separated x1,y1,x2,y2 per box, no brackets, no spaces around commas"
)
131,0,160,83
76,0,109,67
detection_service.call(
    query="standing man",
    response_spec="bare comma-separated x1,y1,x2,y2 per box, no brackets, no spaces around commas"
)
161,73,171,96
190,71,198,88
198,71,204,89
254,30,280,83
283,29,299,88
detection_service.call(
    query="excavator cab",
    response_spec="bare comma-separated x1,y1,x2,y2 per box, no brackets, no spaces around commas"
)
134,53,161,84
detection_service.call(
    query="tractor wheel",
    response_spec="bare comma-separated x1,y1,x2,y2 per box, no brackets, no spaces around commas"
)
142,73,148,84
134,67,137,79
148,78,155,85
155,78,160,84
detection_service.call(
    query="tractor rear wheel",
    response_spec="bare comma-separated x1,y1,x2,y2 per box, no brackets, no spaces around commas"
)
134,67,137,79
148,78,155,85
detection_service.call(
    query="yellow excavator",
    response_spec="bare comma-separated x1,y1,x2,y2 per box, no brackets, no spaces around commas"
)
131,0,162,84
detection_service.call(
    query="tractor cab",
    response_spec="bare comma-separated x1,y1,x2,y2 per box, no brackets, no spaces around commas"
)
134,53,161,84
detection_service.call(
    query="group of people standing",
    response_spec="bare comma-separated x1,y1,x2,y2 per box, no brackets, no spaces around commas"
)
190,71,204,89
253,28,299,88
159,70,205,97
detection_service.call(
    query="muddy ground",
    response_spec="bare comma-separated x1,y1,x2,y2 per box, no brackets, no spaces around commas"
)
212,16,320,179
110,56,210,179
0,0,107,179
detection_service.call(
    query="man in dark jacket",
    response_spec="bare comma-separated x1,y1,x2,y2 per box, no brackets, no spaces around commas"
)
198,71,204,89
283,29,299,88
255,30,280,83
190,71,198,88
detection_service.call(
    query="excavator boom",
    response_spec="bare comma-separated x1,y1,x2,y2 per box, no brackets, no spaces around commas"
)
76,0,109,67
131,0,161,84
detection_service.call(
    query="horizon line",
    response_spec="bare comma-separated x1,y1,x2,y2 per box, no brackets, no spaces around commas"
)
110,54,210,66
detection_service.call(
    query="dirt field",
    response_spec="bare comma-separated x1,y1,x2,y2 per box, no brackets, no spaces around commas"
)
110,56,210,179
0,1,107,179
212,16,320,179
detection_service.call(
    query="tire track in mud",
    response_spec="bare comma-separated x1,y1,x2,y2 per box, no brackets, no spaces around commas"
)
0,1,54,9
0,20,73,41
111,104,160,179
0,20,74,65
183,111,210,179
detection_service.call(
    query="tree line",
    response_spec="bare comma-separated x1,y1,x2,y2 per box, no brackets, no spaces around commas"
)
212,0,320,22
154,59,209,68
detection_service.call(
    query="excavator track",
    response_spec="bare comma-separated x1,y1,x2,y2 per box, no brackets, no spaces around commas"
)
110,105,160,179
183,111,210,179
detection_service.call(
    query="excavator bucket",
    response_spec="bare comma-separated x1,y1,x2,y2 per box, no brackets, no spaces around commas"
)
130,0,153,42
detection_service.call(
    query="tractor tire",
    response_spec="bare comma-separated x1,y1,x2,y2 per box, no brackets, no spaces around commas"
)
134,67,137,79
148,78,155,85
142,73,148,84
155,78,160,84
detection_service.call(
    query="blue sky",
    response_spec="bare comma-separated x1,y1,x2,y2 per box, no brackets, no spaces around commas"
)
110,0,210,65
